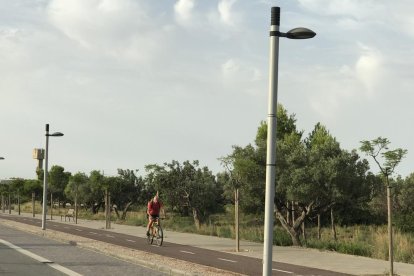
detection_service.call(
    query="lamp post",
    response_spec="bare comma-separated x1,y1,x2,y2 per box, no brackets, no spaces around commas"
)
263,7,315,275
41,124,64,230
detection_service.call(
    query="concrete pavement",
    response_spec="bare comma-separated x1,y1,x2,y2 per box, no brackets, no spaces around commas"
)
3,211,414,276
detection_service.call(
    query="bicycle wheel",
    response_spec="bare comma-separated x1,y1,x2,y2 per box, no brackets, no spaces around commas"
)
154,225,163,246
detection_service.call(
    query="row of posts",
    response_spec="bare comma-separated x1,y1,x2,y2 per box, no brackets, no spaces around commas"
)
1,190,112,230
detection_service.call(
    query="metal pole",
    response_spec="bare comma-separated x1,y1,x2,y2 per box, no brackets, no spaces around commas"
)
386,175,394,276
1,194,4,213
263,7,280,275
42,124,49,230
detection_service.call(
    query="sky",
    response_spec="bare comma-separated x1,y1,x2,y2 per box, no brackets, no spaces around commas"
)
1,0,414,180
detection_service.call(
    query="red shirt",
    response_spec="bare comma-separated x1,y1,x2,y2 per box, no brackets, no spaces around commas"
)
148,200,162,216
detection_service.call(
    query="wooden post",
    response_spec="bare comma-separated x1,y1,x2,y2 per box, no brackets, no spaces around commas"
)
331,207,337,241
108,192,111,229
386,180,394,276
75,187,78,224
302,220,306,241
105,189,111,229
286,201,291,226
50,193,53,220
18,192,20,215
105,189,108,229
317,214,321,240
235,188,239,252
32,192,35,217
1,194,4,213
8,194,11,214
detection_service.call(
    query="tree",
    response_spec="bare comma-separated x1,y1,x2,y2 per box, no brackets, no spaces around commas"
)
49,165,71,206
360,137,407,276
65,172,89,203
87,170,106,214
221,105,299,215
395,173,414,232
224,106,374,246
145,160,223,229
23,179,43,201
109,169,145,220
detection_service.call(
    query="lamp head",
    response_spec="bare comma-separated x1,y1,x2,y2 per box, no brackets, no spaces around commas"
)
49,132,64,137
286,27,316,39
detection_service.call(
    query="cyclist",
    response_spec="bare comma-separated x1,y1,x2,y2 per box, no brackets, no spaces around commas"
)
146,192,165,236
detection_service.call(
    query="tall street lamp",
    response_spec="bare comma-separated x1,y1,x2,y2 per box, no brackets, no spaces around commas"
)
42,124,64,230
263,7,315,276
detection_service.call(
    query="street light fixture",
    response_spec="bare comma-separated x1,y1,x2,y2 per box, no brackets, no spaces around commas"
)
42,124,64,230
0,157,4,160
262,7,315,276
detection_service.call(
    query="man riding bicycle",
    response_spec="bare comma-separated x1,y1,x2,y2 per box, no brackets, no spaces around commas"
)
146,192,165,236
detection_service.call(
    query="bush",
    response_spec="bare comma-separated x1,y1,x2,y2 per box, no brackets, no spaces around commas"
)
394,213,414,233
273,227,293,246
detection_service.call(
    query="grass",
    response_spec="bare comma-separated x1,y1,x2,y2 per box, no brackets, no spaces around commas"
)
15,202,414,264
304,225,414,263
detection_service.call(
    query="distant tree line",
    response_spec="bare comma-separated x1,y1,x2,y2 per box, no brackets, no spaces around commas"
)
1,104,413,246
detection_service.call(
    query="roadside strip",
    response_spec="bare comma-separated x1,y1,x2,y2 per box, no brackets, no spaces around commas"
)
0,238,82,276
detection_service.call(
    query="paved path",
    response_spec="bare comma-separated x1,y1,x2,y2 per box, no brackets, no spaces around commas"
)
2,212,414,275
0,214,349,276
0,222,166,276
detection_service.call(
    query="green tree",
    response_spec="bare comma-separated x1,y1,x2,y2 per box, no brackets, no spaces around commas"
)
146,160,223,229
65,172,89,204
395,173,414,232
23,179,43,201
360,137,407,276
86,170,106,213
49,165,71,206
108,169,145,220
221,105,300,215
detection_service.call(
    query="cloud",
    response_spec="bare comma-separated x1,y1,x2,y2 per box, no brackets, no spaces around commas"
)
46,0,163,63
221,58,262,82
174,0,195,24
218,0,237,26
297,0,385,19
355,43,383,97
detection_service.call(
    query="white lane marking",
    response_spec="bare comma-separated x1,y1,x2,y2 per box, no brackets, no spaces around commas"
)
89,232,98,235
75,229,82,232
218,258,237,263
48,263,83,276
272,268,293,274
0,239,82,276
106,234,114,238
180,250,195,255
126,239,136,243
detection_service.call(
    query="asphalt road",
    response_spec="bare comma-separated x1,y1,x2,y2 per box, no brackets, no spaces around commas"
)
0,222,166,276
0,214,352,276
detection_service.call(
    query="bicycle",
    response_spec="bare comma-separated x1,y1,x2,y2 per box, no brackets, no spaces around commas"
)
147,217,163,246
